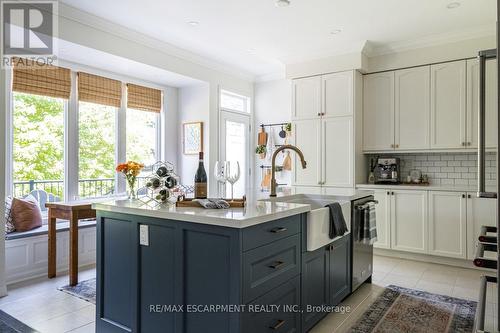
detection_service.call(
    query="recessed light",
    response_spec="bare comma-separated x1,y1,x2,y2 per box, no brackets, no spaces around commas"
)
330,29,342,35
446,2,460,9
187,21,199,26
275,0,290,7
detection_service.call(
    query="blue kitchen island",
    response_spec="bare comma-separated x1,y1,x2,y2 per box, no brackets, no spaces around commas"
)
93,193,369,333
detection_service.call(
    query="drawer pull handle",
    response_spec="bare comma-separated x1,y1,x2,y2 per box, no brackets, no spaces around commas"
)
269,260,285,269
269,319,286,330
270,227,287,234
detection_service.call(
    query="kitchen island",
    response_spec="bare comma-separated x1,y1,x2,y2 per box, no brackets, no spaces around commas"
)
92,192,371,333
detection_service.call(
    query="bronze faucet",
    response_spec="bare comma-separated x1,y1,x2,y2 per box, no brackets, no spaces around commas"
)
270,145,307,197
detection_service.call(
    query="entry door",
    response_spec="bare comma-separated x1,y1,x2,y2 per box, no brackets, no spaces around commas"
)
219,111,250,198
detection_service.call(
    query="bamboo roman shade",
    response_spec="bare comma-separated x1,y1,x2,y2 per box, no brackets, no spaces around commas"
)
127,83,162,113
78,72,122,107
12,58,71,99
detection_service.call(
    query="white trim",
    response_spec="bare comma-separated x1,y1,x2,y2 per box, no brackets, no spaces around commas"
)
66,71,78,200
5,69,13,197
116,83,127,195
57,3,256,82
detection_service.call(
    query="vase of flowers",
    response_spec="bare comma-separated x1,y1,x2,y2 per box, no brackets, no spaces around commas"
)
116,161,144,200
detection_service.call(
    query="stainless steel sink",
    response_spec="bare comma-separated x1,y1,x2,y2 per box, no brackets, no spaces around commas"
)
260,194,350,251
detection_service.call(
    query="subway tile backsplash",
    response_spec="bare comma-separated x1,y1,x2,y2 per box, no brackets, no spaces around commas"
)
367,152,497,187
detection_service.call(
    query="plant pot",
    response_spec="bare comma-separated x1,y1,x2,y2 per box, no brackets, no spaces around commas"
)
259,153,266,159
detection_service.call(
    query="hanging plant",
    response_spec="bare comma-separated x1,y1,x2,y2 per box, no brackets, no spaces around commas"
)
285,123,292,136
255,145,267,159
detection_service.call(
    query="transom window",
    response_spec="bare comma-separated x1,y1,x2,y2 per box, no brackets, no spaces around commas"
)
220,90,250,113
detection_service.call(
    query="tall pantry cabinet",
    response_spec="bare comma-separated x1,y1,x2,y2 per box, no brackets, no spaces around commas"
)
292,71,363,189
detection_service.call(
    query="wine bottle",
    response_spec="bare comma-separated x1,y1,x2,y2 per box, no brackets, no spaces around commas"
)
194,152,207,199
147,176,161,189
156,166,168,177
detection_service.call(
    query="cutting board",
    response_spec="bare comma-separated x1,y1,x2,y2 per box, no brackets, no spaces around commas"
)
258,127,268,146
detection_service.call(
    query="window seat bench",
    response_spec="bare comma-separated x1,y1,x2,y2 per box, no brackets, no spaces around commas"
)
5,219,96,240
5,220,96,285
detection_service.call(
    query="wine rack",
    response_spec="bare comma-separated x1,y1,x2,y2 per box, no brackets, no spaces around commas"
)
137,161,193,207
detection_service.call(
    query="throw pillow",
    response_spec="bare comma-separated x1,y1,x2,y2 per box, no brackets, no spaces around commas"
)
11,196,43,232
4,196,14,234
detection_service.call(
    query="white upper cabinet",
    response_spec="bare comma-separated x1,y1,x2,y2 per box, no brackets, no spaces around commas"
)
395,66,430,150
293,119,322,186
292,76,322,119
430,61,467,149
467,58,498,149
322,116,353,187
428,191,467,259
323,71,353,117
363,72,395,151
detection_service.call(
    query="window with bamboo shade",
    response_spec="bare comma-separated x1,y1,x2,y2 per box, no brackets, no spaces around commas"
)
78,72,122,107
127,83,162,113
12,58,71,99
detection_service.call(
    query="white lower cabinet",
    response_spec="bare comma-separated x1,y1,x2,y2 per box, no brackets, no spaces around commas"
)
373,190,391,249
390,190,428,254
369,187,496,260
466,195,497,260
428,191,467,259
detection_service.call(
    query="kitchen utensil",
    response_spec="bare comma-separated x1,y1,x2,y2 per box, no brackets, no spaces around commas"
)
258,126,268,146
266,128,275,161
283,151,292,171
262,169,272,188
279,126,286,138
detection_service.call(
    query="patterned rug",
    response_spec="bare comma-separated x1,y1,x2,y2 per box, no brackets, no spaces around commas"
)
350,285,476,333
58,278,96,304
0,309,39,332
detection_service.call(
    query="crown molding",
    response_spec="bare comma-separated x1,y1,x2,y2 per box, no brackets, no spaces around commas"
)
57,3,256,83
366,24,496,57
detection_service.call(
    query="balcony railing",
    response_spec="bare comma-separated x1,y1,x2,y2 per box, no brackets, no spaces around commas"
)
13,178,134,199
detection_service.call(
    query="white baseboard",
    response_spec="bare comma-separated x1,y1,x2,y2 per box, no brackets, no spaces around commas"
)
5,227,96,285
374,248,491,272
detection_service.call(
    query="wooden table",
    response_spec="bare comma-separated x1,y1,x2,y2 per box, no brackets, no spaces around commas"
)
46,201,96,286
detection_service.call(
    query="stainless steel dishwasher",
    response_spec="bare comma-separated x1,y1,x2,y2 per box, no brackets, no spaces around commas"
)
351,195,377,292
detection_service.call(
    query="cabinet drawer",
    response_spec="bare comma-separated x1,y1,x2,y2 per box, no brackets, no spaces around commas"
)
242,215,301,251
243,276,301,333
243,235,301,303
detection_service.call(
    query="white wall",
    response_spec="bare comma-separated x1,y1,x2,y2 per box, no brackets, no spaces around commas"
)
254,79,292,190
178,84,210,186
162,87,179,167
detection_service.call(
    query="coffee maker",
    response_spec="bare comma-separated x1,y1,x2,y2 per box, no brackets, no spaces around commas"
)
374,158,400,184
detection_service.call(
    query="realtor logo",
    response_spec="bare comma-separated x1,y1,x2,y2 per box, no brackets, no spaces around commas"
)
1,0,58,66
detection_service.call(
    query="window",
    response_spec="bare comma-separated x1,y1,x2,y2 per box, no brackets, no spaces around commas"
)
8,61,164,202
220,90,250,113
126,108,159,167
78,101,117,198
12,92,65,199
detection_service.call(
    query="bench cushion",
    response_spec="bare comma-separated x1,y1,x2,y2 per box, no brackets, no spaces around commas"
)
6,219,96,240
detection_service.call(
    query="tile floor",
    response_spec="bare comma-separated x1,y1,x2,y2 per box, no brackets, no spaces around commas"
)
0,256,495,333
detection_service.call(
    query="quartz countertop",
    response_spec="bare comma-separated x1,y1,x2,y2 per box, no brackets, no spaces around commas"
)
93,198,310,229
356,183,496,193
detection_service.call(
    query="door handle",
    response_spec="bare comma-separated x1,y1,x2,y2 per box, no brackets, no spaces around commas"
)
477,49,497,199
269,319,286,330
268,260,285,269
269,227,287,234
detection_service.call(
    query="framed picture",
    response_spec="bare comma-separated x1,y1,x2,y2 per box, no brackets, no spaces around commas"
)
183,121,203,155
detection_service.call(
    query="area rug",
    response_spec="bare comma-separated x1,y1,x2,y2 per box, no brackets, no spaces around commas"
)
0,309,39,333
58,278,96,304
349,285,476,333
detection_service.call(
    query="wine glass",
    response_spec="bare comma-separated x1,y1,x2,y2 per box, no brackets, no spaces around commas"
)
225,161,240,201
214,161,227,197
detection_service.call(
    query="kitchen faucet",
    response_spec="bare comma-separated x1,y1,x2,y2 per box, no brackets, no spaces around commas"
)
270,145,307,197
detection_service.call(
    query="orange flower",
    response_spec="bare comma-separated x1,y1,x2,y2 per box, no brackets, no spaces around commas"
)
116,161,144,176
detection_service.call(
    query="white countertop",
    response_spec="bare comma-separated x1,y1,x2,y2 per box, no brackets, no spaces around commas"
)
356,183,496,193
93,199,311,229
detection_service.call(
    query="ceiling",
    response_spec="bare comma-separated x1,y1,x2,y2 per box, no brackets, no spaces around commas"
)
60,0,496,79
